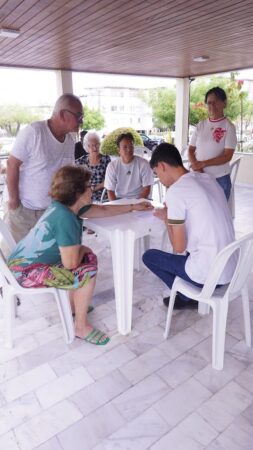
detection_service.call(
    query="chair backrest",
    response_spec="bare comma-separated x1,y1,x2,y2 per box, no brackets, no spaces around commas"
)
0,251,21,290
228,156,243,217
0,174,6,192
180,148,190,169
100,188,107,203
0,218,16,252
181,147,188,158
200,232,253,299
152,177,164,203
230,156,242,186
134,146,146,157
0,219,20,289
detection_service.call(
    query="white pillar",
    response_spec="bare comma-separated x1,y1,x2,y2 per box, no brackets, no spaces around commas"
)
175,78,190,153
55,70,73,96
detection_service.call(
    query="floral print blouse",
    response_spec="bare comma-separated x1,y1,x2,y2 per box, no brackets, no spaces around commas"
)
76,154,111,202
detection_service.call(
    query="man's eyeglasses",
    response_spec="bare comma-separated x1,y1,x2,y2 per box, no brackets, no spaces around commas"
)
63,109,83,122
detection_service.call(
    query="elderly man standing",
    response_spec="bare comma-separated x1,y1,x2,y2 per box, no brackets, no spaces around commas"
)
4,93,83,242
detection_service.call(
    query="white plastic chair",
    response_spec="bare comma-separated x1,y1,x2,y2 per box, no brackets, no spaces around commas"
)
152,177,164,203
228,156,242,218
164,233,253,370
100,188,107,203
134,146,145,157
0,173,6,210
0,219,75,348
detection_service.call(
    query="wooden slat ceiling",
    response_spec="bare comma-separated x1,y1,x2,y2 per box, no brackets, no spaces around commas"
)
0,0,253,78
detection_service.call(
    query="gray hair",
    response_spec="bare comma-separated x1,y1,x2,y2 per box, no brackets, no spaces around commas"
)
53,94,82,115
83,131,101,151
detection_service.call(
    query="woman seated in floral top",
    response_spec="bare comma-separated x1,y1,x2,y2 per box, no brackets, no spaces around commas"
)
76,131,111,202
7,166,152,345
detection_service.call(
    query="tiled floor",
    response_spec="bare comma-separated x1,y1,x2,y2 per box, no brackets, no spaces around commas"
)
0,185,253,450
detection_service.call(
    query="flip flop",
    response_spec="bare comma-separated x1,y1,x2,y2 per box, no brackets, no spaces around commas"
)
76,328,110,345
72,305,94,318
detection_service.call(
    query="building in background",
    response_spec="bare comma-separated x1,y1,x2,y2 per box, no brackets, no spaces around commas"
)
81,86,153,134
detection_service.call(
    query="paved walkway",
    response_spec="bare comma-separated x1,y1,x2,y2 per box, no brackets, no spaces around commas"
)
0,184,252,449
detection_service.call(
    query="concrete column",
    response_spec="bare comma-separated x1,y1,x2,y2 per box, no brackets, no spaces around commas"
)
175,78,190,153
55,70,73,96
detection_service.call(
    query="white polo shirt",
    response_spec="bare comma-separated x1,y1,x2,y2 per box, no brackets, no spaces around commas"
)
166,171,236,284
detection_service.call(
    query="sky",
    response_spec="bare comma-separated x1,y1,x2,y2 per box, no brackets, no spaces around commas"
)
0,67,176,106
0,66,253,106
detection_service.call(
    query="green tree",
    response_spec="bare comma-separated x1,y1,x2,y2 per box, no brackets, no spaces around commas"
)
243,98,253,131
140,74,251,138
189,78,210,125
189,74,247,125
140,88,176,130
82,105,105,130
0,104,42,136
101,127,142,156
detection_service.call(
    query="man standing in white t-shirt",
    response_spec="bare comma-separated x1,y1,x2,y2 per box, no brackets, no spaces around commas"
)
143,143,236,309
104,132,153,200
4,93,83,242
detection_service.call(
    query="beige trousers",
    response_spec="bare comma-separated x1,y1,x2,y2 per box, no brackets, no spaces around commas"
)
3,203,45,243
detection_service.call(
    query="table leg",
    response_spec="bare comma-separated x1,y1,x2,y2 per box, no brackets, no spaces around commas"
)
142,235,150,252
134,235,151,271
134,239,141,271
109,229,135,335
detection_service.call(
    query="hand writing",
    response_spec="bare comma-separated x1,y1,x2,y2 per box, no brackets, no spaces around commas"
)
134,201,154,211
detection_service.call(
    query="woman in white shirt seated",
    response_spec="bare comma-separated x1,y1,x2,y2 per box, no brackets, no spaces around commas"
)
104,132,154,200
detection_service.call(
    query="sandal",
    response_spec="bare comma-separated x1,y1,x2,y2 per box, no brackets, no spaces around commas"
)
76,328,110,345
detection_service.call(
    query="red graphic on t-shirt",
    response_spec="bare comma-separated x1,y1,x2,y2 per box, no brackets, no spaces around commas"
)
213,127,226,143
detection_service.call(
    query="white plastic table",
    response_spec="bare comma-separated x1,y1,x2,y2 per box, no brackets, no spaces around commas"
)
84,201,166,335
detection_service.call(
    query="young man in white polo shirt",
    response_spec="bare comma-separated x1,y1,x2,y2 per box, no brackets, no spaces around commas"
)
143,143,236,309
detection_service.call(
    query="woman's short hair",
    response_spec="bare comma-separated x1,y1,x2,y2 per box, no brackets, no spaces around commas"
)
116,132,134,147
49,165,91,206
205,86,227,103
83,131,101,151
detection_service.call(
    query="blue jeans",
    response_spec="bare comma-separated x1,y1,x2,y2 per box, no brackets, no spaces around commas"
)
216,174,231,201
142,250,203,301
